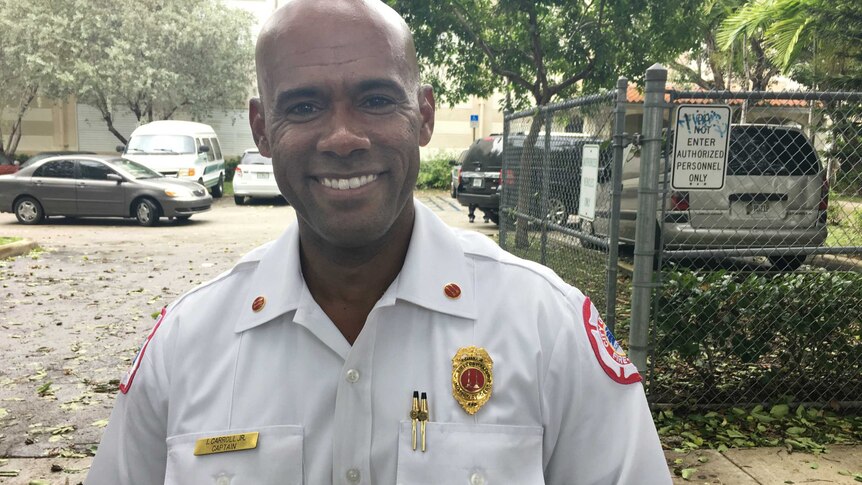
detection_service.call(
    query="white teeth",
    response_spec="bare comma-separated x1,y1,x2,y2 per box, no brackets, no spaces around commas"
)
320,174,377,191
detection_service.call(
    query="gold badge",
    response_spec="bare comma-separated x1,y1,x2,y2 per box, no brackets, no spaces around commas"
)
193,432,259,456
452,346,493,415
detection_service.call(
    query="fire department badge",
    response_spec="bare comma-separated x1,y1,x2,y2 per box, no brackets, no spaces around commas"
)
452,346,493,415
582,298,641,384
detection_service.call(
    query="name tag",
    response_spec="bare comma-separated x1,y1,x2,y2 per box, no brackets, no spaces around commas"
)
194,432,259,456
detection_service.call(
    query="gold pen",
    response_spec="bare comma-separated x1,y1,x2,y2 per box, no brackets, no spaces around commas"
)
410,391,420,451
419,392,429,452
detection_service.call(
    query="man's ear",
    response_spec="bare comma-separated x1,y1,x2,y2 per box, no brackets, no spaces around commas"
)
249,97,272,157
418,85,435,147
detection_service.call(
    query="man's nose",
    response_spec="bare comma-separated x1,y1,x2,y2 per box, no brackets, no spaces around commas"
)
317,107,371,158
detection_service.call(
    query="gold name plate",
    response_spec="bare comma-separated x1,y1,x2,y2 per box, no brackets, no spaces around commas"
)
194,432,259,456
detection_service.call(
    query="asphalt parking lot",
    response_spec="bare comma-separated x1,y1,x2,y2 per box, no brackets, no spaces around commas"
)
0,191,494,480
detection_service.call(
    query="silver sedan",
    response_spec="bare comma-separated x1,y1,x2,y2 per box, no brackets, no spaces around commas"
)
0,154,212,226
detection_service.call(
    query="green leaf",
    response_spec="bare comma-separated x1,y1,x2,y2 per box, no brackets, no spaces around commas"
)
681,468,697,480
770,404,790,418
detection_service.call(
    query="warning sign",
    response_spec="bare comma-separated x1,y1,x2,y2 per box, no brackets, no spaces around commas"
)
672,104,731,190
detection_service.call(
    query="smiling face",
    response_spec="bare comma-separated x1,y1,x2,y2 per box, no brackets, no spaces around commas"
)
251,0,434,250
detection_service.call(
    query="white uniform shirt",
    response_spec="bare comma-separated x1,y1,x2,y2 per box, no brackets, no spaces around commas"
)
87,200,671,485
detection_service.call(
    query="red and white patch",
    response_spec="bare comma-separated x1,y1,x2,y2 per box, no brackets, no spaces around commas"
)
582,298,641,385
119,307,167,394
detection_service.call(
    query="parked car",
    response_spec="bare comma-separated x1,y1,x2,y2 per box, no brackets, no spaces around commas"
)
456,136,503,223
232,149,283,205
0,154,212,226
591,124,827,270
457,133,603,225
120,120,226,198
450,150,467,198
0,152,17,175
18,151,97,170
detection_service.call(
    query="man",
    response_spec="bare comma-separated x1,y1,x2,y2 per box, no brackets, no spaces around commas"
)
87,0,671,483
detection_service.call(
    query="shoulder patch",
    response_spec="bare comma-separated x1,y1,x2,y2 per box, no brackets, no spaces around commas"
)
582,298,641,385
119,307,167,394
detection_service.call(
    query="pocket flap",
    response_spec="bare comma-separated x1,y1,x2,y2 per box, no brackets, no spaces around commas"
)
396,421,544,485
166,425,303,485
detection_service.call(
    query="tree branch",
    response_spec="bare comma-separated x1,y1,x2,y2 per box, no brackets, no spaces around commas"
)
547,56,596,99
526,6,549,101
450,8,535,95
669,60,716,90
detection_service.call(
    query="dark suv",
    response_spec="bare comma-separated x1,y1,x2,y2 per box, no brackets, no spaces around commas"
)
457,133,610,225
456,136,504,223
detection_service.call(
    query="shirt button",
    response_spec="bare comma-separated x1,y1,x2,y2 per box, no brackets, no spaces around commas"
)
470,472,485,485
346,368,360,383
346,468,361,483
215,475,231,485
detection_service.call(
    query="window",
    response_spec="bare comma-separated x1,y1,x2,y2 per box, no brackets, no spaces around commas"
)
211,138,223,160
201,138,215,162
33,160,75,179
127,135,196,154
79,160,115,180
728,126,820,176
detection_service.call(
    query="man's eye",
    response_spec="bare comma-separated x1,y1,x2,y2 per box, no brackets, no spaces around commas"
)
361,96,396,111
288,103,319,116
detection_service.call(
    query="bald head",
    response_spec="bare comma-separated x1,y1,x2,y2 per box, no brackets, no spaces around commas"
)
255,0,420,104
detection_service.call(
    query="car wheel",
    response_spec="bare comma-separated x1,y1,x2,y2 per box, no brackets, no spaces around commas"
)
234,195,245,205
211,174,224,198
14,196,44,225
545,197,568,226
769,255,806,271
134,198,160,227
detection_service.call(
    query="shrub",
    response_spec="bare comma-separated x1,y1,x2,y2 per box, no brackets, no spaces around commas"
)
224,156,241,182
650,269,862,405
416,156,453,189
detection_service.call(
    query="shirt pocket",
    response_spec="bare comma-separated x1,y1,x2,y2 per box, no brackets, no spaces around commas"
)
165,424,303,485
395,421,545,485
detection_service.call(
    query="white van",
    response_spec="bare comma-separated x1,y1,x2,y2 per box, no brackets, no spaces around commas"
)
122,121,226,198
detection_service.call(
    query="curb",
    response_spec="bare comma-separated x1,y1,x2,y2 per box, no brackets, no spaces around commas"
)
0,239,39,259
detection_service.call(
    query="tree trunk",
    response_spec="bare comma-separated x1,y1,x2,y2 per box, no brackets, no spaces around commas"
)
5,84,39,157
96,95,128,145
514,114,546,248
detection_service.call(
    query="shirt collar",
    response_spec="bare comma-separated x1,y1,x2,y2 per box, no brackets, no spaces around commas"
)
233,199,477,333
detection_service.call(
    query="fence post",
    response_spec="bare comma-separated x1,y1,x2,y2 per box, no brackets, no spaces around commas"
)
540,109,551,265
629,64,667,372
605,77,628,333
500,114,510,250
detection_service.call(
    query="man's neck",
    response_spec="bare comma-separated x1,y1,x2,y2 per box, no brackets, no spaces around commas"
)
298,207,415,345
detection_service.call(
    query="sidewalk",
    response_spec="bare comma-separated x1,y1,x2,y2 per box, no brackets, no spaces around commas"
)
668,445,862,484
0,446,860,484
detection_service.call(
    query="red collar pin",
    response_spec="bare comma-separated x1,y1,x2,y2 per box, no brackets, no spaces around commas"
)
443,283,462,299
251,296,266,313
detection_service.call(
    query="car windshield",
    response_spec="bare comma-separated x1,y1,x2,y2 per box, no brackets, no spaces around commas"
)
240,153,271,165
126,135,196,154
110,158,164,179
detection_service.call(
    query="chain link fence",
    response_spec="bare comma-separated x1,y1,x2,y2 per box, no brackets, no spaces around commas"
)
649,88,862,408
500,67,862,409
499,88,624,330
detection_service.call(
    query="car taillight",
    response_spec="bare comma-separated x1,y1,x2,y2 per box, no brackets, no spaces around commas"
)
503,169,516,186
457,166,462,186
819,177,829,211
235,167,243,178
670,192,689,211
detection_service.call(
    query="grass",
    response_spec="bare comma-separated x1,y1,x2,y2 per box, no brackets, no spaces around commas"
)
0,236,22,245
224,181,234,196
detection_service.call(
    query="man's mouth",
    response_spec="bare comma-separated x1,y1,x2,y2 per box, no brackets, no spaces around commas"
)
318,174,378,190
